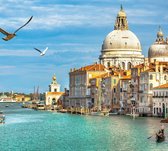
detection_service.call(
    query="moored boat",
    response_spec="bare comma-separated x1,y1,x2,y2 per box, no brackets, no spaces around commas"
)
36,103,45,110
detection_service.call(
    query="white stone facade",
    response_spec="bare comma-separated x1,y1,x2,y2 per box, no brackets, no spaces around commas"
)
99,6,144,69
153,85,168,117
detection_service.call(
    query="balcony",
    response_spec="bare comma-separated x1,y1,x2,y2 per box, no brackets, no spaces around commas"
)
153,96,168,98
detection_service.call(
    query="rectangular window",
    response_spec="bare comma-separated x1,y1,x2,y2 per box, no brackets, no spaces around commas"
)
114,88,116,93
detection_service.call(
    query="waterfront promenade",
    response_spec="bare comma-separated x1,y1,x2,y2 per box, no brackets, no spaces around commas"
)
0,103,168,151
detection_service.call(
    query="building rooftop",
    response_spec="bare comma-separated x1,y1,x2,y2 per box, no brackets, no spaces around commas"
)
153,83,168,89
120,74,131,80
72,63,106,72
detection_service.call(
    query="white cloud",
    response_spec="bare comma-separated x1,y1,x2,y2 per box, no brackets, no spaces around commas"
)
0,65,15,69
0,65,16,75
0,49,36,56
0,1,165,30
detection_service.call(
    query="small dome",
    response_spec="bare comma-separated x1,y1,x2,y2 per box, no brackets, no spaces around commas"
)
148,26,168,60
102,30,141,51
157,31,163,38
52,74,56,81
148,44,168,58
157,26,164,38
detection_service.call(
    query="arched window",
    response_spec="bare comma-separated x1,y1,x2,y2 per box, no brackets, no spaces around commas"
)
52,98,56,105
164,75,167,80
127,62,132,69
107,62,110,67
150,83,153,90
125,42,127,48
122,62,125,70
150,74,153,80
118,63,121,69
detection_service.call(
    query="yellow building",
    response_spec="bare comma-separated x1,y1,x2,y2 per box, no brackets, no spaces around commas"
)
89,72,110,111
139,62,168,116
69,63,107,109
14,94,31,102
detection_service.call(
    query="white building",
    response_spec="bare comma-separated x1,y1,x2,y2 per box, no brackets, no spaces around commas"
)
153,83,168,117
45,74,64,106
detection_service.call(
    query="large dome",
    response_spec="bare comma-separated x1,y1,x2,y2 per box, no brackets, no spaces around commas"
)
148,44,168,58
148,27,168,60
99,6,144,69
102,30,141,51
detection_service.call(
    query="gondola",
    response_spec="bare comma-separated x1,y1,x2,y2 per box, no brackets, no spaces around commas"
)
156,133,165,143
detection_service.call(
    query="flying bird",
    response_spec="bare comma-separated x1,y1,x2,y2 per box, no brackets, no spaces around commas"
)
0,16,33,41
34,47,48,56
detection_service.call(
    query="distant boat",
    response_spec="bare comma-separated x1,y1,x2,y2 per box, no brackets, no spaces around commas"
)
0,98,16,103
126,113,139,117
36,103,45,110
90,111,109,116
0,111,5,124
21,102,27,108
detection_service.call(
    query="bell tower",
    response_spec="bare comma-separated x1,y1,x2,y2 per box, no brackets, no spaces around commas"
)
49,74,60,92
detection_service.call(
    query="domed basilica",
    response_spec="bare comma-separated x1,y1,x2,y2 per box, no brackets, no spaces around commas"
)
99,6,144,70
148,26,168,62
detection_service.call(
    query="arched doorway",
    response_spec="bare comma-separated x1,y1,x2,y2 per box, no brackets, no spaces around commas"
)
127,62,132,70
162,103,165,118
52,98,56,105
122,62,125,70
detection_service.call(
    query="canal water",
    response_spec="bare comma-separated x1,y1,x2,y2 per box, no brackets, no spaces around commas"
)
0,103,168,151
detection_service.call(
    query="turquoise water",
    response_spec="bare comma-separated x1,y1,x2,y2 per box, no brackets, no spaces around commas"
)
0,103,168,151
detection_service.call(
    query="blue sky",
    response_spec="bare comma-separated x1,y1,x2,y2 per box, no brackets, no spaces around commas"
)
0,0,168,93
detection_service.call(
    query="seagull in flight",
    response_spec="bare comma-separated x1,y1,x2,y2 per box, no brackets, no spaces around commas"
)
34,47,48,56
0,16,33,41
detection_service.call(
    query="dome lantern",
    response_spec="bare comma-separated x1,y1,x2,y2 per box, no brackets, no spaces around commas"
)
52,74,57,84
156,26,164,43
114,5,128,30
